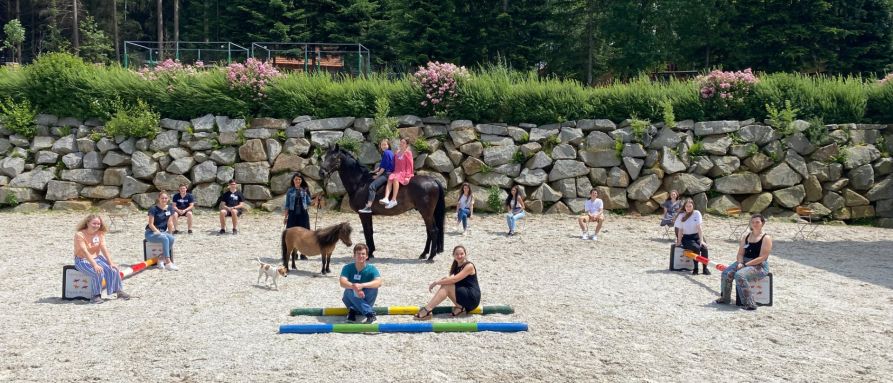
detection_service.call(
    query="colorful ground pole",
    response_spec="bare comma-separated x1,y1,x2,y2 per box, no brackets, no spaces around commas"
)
279,322,528,334
289,305,515,316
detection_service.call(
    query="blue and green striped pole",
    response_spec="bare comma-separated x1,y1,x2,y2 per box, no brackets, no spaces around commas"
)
279,322,528,334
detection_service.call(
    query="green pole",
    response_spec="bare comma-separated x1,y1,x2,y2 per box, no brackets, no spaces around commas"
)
123,44,128,68
303,45,308,72
227,43,232,64
175,41,180,61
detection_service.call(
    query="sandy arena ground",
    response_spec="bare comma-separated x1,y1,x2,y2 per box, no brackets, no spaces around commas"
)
1,208,891,382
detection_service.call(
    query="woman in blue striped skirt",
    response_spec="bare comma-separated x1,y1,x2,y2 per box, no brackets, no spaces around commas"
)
73,214,130,304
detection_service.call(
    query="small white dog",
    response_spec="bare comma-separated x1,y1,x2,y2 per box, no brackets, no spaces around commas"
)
256,258,288,290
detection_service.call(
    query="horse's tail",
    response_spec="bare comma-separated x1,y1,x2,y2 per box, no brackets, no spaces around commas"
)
434,181,446,254
280,229,288,269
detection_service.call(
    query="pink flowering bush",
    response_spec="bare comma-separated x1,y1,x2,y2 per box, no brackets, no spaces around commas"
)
413,61,470,116
226,58,280,101
697,68,758,101
137,59,203,81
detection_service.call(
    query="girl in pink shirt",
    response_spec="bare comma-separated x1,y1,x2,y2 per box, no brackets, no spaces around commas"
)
380,138,414,209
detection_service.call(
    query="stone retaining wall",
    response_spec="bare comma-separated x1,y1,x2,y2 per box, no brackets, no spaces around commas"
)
1,114,891,227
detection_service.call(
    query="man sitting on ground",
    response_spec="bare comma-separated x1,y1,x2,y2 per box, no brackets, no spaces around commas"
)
172,184,195,234
339,243,382,324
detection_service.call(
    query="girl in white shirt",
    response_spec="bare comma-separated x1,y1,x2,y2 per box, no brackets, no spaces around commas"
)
456,183,474,235
674,198,710,275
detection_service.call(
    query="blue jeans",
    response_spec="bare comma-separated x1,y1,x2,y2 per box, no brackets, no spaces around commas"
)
342,288,378,315
457,208,471,230
144,230,175,259
719,261,769,306
367,172,390,203
506,211,525,233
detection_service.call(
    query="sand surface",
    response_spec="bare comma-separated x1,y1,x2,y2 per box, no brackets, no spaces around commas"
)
1,209,891,382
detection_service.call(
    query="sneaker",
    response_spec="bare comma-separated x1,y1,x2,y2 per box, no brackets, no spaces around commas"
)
166,263,179,271
155,261,166,270
385,200,397,209
172,230,181,235
232,229,238,235
346,309,358,323
363,314,377,324
591,235,598,241
462,229,467,236
116,290,131,300
90,295,104,304
378,198,389,205
187,230,193,234
581,232,588,240
744,304,758,311
219,228,225,235
358,206,372,214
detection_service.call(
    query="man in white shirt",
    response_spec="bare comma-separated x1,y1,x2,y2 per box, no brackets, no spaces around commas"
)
578,189,605,240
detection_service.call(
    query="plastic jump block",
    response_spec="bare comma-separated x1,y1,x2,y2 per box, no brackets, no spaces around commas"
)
682,250,727,272
290,305,515,317
279,322,528,334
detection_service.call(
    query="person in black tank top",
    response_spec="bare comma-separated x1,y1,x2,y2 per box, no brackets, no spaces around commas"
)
715,214,773,310
413,245,481,320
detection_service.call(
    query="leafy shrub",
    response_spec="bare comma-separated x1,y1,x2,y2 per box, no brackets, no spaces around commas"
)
413,61,469,116
0,97,37,138
487,186,502,212
629,117,649,143
661,99,676,129
746,143,759,156
766,100,799,137
335,136,361,155
689,139,706,156
512,150,527,164
830,148,849,164
24,52,92,117
614,136,624,159
371,96,398,142
103,99,160,139
480,163,493,174
3,193,19,207
519,131,529,143
412,138,431,154
805,118,829,144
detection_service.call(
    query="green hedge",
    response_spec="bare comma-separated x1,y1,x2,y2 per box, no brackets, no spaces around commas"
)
3,52,893,124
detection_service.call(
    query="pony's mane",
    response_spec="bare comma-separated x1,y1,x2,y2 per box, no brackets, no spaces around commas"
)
315,222,351,247
335,147,373,184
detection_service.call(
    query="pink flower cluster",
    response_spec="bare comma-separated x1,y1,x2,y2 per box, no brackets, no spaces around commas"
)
226,58,280,99
696,68,758,101
413,61,469,114
137,58,202,80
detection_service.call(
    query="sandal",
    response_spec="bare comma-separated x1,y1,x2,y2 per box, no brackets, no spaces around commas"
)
450,306,467,317
413,306,433,320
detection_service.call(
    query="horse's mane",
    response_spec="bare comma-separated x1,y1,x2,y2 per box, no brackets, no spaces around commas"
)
335,147,374,185
315,222,352,247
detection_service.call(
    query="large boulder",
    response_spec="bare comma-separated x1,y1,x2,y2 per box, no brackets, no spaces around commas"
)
578,148,620,168
760,163,802,190
0,186,43,202
842,145,881,169
483,145,517,167
461,157,486,175
161,118,191,131
192,183,223,207
741,192,773,213
708,156,740,177
772,185,806,208
425,150,454,172
660,148,687,174
131,151,158,180
52,200,93,211
166,157,195,175
585,131,615,149
577,119,616,132
243,185,273,200
80,186,121,199
803,175,823,202
45,180,82,200
51,135,77,155
648,126,684,149
153,172,191,191
547,201,573,215
810,143,839,163
622,143,647,158
0,157,25,178
121,176,152,198
702,135,733,155
559,127,584,145
714,172,762,194
191,160,218,184
475,123,508,136
252,118,290,129
529,127,559,142
492,163,521,178
843,188,870,207
693,121,739,136
265,139,282,165
848,164,874,191
551,178,576,198
706,194,741,215
449,127,477,146
103,168,129,186
32,136,54,151
627,174,661,201
283,138,311,156
189,114,216,132
234,162,271,184
271,154,305,174
742,152,773,173
784,150,809,179
210,147,238,165
60,169,103,185
82,152,105,169
468,172,512,188
623,157,644,180
548,160,589,181
606,167,630,188
310,131,343,147
551,144,577,160
595,186,628,209
530,183,562,202
149,130,179,151
785,132,816,155
238,139,268,162
664,173,713,195
865,176,893,201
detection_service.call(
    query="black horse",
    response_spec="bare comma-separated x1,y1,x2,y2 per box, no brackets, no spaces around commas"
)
319,145,445,261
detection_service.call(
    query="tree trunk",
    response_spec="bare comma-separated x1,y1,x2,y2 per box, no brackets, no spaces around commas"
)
72,0,80,53
203,0,209,42
586,0,594,86
112,0,120,62
173,0,179,42
157,0,164,59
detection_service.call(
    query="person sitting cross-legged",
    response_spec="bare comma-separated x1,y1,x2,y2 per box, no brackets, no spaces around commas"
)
340,243,383,324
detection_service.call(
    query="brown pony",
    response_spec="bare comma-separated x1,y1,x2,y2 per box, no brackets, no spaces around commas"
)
281,222,353,274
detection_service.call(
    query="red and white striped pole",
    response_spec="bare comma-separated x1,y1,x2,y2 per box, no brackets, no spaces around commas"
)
119,257,158,279
683,250,727,272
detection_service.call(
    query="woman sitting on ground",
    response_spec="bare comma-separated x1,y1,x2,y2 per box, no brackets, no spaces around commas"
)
414,245,480,320
504,185,526,236
74,214,130,304
456,182,474,235
146,191,178,271
674,198,710,275
380,138,414,209
715,214,773,310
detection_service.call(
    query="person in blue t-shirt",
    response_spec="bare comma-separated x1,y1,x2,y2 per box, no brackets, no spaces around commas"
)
216,179,246,235
172,184,195,234
358,139,395,214
339,243,382,323
146,191,178,270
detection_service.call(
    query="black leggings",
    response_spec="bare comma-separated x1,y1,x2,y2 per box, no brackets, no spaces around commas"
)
681,233,709,271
